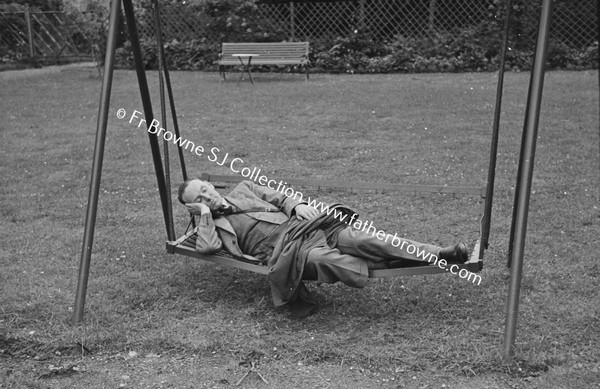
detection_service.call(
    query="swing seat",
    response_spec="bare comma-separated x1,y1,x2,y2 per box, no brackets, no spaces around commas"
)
166,174,485,278
166,231,482,278
167,227,269,274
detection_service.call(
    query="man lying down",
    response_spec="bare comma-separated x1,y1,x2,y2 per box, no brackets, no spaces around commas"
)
178,177,469,316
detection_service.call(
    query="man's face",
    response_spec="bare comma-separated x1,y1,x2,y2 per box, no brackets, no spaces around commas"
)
181,179,224,212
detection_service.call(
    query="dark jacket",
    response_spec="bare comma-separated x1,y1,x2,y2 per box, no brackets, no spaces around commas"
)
267,204,354,307
194,180,302,261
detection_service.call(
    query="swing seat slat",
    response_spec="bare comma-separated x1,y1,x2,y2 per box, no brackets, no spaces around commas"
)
166,238,482,277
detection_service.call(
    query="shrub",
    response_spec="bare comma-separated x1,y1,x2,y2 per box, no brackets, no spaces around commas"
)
577,41,599,69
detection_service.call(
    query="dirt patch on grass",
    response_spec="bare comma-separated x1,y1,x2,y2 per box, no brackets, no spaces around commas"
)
1,350,532,389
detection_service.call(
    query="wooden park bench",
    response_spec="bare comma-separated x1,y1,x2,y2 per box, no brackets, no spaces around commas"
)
217,42,310,83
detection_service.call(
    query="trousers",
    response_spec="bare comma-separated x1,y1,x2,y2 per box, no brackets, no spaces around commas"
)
301,226,443,288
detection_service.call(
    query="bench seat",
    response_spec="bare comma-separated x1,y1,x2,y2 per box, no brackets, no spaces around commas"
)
217,42,310,80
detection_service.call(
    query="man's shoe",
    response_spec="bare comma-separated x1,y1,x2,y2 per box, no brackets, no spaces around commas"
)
438,243,469,264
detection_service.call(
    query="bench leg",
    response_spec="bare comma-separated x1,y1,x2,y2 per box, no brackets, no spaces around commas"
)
247,63,254,84
219,65,226,81
243,63,254,85
236,56,254,85
305,64,309,80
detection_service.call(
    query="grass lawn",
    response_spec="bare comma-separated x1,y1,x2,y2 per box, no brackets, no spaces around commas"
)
1,66,599,388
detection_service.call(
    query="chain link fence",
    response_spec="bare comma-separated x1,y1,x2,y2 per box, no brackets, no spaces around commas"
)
130,0,596,50
1,0,597,70
0,9,97,66
256,0,495,42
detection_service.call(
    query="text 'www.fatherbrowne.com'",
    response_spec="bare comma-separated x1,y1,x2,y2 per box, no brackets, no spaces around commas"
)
118,109,481,285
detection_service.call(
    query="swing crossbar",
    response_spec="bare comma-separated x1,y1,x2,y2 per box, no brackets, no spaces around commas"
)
200,173,486,197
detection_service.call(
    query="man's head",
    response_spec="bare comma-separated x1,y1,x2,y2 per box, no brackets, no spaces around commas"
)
178,178,224,212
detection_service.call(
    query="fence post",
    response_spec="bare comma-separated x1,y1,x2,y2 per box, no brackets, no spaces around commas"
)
428,0,437,35
25,5,35,61
597,0,600,202
358,0,365,31
289,2,295,40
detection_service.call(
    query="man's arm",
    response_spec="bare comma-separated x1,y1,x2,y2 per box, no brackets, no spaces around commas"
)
187,203,222,254
242,181,319,220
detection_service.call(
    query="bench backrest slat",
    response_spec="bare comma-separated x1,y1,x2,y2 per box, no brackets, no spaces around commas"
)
220,42,309,60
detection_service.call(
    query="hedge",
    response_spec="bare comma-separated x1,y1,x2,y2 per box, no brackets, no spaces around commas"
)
110,0,598,73
113,31,598,73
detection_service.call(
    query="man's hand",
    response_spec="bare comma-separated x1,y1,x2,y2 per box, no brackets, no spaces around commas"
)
294,204,320,220
186,202,211,216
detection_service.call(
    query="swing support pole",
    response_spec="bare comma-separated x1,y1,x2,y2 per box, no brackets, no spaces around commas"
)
122,0,174,241
479,0,513,258
71,0,122,324
503,0,553,358
72,0,175,323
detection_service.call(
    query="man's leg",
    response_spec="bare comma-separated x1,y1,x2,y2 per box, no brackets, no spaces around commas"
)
334,227,444,264
302,245,374,288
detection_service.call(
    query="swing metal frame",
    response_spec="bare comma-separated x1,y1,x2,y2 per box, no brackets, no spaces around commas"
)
71,0,563,359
